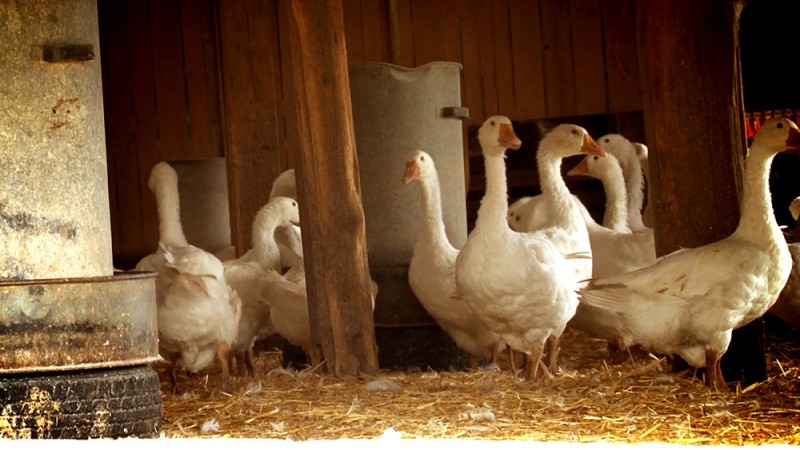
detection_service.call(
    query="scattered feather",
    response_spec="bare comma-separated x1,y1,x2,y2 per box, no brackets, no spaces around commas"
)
465,404,495,423
365,379,403,392
200,418,221,434
244,379,262,394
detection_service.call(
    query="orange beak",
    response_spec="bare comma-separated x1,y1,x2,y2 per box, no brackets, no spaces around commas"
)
581,134,606,157
567,156,590,177
786,126,800,149
403,160,419,184
498,123,522,150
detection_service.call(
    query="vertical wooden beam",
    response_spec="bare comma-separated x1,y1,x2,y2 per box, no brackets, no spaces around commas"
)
636,0,765,385
281,0,379,377
637,0,746,252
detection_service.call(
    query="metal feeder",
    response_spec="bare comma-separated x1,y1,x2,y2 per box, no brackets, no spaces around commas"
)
0,0,161,438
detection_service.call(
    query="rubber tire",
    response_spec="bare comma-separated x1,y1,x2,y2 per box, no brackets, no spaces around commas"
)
0,365,162,439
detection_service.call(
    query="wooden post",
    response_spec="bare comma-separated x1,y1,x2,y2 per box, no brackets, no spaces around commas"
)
280,0,379,377
636,0,766,385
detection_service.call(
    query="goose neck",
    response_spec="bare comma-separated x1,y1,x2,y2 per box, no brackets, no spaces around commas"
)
734,151,781,247
416,175,450,246
537,150,572,200
623,158,646,231
475,152,511,230
256,230,282,266
154,181,189,246
601,167,630,233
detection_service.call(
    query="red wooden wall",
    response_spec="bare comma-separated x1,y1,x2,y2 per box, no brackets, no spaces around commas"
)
99,0,223,268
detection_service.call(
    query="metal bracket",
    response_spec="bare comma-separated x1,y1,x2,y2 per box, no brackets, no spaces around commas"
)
41,44,95,63
441,106,470,120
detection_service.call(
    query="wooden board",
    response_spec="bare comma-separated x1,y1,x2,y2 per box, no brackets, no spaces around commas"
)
571,0,607,115
179,0,222,158
125,1,162,261
216,0,283,252
99,0,224,267
602,0,642,113
509,0,546,120
540,0,576,117
98,0,144,269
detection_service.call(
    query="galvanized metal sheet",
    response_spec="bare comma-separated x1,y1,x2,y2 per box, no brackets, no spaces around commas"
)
0,272,160,373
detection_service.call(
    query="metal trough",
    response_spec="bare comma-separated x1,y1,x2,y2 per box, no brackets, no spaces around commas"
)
0,272,160,373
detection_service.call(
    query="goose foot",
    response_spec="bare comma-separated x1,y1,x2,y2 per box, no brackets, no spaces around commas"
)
705,349,728,391
217,341,234,394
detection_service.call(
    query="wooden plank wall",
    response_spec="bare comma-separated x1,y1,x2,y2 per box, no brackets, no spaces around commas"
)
341,0,642,128
99,0,222,268
99,0,642,268
215,1,284,253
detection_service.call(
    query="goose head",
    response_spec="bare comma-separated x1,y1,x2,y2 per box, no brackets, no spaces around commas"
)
403,150,436,184
148,161,179,193
634,142,649,162
567,152,622,179
254,196,301,240
270,169,298,200
272,196,301,227
539,124,605,160
478,115,522,157
750,117,800,158
594,133,636,163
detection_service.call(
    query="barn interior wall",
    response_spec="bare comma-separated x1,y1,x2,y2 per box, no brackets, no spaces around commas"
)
105,0,800,268
99,0,647,268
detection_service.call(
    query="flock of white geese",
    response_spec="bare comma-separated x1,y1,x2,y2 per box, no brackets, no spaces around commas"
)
136,114,800,394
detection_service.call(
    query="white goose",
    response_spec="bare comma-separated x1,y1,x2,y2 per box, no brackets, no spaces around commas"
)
563,152,656,358
404,149,505,368
513,123,607,285
569,153,630,233
455,116,589,381
135,162,241,394
270,168,298,199
597,134,649,232
579,117,800,390
223,196,300,376
769,197,800,327
269,169,304,269
263,266,378,364
567,153,656,278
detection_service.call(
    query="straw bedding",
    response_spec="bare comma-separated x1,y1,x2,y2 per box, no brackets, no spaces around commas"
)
157,320,799,444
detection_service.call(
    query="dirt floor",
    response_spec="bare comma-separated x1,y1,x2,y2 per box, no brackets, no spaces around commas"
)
156,318,800,445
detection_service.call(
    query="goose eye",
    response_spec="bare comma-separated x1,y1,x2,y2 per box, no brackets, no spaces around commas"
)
571,129,579,136
776,122,784,129
490,120,496,126
604,138,610,143
592,156,599,161
292,201,297,207
420,155,426,162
